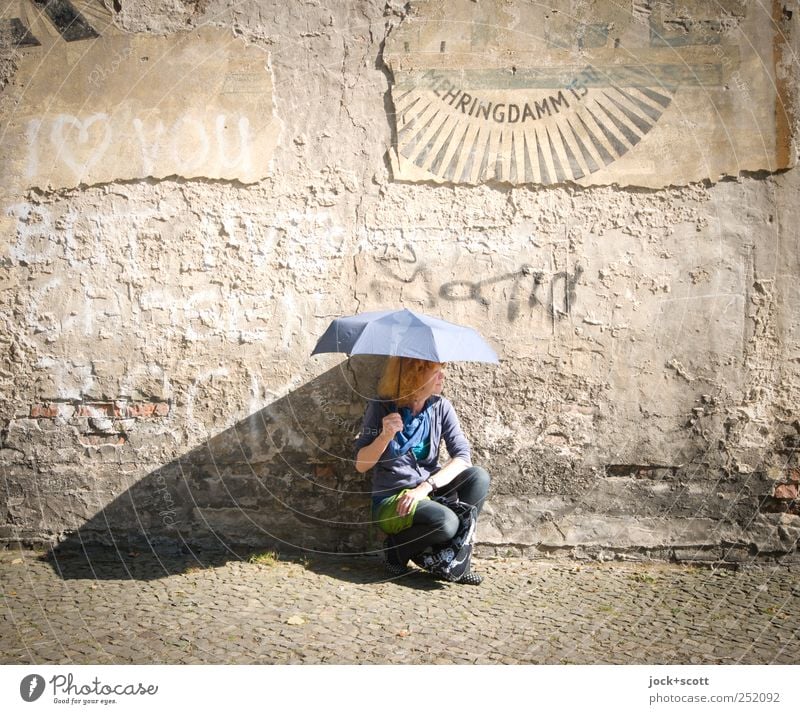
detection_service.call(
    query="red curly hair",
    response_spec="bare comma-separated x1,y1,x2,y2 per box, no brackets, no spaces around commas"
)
377,357,444,406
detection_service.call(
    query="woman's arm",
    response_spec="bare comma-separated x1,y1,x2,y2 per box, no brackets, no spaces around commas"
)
394,454,470,517
394,400,471,517
427,398,472,489
355,428,392,473
354,411,403,473
426,456,470,489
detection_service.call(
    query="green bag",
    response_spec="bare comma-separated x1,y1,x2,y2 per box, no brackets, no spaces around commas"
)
373,489,430,535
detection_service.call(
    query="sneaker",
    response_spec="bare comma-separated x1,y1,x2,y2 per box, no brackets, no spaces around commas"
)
457,571,483,585
384,561,411,577
383,536,409,576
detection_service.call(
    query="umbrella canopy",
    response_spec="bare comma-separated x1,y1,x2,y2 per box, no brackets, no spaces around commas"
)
311,308,499,363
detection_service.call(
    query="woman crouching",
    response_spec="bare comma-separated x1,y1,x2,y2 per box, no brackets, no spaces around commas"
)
354,357,490,583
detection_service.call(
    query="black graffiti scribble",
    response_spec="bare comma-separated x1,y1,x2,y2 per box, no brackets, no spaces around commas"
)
439,265,583,322
370,242,439,308
370,263,580,322
439,264,546,321
368,243,581,321
549,265,583,319
439,264,582,321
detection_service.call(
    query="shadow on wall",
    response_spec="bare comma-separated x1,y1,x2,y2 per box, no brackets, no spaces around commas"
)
45,357,388,581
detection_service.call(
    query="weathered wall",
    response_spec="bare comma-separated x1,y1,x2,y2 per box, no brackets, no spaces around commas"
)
1,0,799,563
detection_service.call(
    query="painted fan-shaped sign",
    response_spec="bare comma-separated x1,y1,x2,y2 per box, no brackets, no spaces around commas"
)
393,69,675,184
385,0,794,188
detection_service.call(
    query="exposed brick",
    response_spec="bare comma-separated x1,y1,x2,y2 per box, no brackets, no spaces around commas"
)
787,468,800,483
29,403,77,419
127,403,156,418
154,402,170,417
774,484,798,500
68,401,170,419
75,403,114,418
30,404,59,418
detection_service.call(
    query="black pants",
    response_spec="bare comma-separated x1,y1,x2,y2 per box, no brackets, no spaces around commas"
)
389,466,490,566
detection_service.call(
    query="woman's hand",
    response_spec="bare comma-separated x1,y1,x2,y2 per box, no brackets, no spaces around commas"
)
355,412,404,473
382,412,403,438
395,482,433,517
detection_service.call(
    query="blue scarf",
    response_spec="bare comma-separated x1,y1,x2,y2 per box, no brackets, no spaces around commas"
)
387,402,431,459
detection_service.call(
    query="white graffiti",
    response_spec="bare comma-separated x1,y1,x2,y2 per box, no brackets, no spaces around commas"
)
2,201,316,272
50,113,113,178
25,111,252,180
5,202,57,265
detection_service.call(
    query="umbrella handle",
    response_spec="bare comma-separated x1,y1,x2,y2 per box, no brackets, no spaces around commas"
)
395,360,402,413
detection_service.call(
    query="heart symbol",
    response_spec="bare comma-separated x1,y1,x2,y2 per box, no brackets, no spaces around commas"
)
50,113,112,180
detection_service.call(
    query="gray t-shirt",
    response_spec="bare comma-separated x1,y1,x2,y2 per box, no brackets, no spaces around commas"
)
353,395,472,503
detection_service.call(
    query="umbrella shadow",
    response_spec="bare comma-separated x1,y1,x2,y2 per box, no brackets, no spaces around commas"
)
44,358,391,581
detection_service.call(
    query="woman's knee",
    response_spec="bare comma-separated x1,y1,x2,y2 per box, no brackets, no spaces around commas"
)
435,510,459,541
464,465,490,494
413,502,459,540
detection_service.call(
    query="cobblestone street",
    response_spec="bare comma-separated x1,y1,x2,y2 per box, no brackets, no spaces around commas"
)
1,548,798,665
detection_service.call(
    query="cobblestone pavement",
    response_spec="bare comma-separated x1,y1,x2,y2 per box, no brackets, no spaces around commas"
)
1,547,798,665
